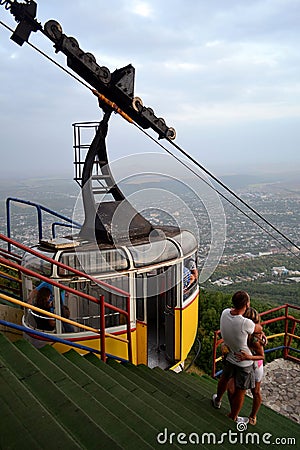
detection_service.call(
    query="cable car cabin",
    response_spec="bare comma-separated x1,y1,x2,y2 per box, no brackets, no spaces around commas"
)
13,118,200,371
0,5,199,370
21,230,198,370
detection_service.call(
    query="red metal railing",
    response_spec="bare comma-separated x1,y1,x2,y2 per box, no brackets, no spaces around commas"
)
0,246,23,298
212,303,300,377
0,233,132,363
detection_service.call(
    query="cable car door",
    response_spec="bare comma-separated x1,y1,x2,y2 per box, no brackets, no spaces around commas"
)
164,265,177,363
136,267,176,369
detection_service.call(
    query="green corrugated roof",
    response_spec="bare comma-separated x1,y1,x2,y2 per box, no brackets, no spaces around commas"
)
0,333,299,449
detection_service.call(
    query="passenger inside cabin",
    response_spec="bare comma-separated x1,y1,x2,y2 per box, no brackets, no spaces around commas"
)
183,257,198,290
34,287,56,331
28,281,65,313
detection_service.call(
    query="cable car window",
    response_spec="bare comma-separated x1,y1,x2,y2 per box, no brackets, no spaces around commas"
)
173,230,198,256
63,276,129,331
136,298,144,321
58,248,129,276
128,239,179,268
22,250,53,276
65,288,100,331
101,275,129,328
165,265,177,309
136,273,145,321
183,252,198,300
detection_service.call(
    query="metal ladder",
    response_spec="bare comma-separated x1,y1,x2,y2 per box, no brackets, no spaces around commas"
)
73,121,116,200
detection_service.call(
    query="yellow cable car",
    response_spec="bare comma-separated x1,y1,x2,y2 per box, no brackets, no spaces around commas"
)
1,3,200,370
21,228,198,370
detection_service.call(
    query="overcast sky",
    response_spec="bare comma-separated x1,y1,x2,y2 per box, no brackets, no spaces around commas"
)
1,0,300,180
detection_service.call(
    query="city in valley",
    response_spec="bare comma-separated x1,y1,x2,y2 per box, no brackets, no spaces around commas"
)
0,173,299,298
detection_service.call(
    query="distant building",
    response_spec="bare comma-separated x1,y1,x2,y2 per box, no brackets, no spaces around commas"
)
287,277,300,283
211,277,233,286
272,266,289,276
259,251,273,257
244,252,256,258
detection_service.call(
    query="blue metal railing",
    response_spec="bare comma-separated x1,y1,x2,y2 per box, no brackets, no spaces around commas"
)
0,319,129,363
51,222,75,238
6,197,82,250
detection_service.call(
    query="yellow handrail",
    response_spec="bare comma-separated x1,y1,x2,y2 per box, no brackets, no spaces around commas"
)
266,333,285,339
0,263,20,273
0,293,96,333
287,333,300,341
0,293,128,343
215,332,288,363
0,269,21,283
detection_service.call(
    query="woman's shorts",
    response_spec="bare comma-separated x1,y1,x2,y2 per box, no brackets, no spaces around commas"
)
254,363,264,383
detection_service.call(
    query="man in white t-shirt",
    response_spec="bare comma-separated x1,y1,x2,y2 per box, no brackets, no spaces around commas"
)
212,291,262,422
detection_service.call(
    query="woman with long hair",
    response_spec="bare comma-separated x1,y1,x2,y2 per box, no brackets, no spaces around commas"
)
34,286,55,331
236,307,267,425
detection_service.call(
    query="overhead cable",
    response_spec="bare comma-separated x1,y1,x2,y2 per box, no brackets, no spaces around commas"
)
1,18,299,259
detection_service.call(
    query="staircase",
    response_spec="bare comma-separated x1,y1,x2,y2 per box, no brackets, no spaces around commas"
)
0,334,299,449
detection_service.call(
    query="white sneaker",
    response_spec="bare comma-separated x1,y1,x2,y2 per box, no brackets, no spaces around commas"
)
212,394,221,409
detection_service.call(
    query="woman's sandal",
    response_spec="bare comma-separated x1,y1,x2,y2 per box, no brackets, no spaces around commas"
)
249,417,257,426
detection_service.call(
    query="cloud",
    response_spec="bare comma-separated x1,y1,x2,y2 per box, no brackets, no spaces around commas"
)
131,1,153,18
0,0,300,178
172,101,300,125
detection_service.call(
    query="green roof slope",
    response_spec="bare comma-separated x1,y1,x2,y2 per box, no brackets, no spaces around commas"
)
0,333,299,449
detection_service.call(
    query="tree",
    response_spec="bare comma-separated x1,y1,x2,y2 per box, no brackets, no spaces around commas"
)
189,289,300,375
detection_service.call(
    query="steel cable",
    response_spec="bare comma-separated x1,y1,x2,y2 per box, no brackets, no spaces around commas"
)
1,17,299,260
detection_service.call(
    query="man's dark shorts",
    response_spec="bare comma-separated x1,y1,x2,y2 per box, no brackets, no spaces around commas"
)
222,360,255,390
